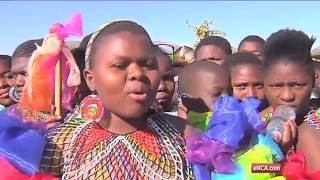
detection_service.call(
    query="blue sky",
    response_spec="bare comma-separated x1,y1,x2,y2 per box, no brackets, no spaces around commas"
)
1,1,320,55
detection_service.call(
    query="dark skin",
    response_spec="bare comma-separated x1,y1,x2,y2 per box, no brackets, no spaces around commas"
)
0,60,14,106
9,37,70,129
297,122,320,171
263,61,312,152
84,31,160,135
156,52,175,112
171,55,194,108
238,41,264,60
178,65,230,119
10,56,29,97
231,64,265,101
178,68,230,138
267,61,320,171
195,45,227,65
264,62,313,122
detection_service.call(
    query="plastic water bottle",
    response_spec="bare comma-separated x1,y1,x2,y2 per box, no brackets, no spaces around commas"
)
266,105,296,138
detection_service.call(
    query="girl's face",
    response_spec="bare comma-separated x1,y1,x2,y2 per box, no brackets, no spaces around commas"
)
196,45,227,65
182,71,230,113
85,31,160,119
0,60,13,106
156,53,175,112
11,56,29,96
264,62,313,115
231,64,265,101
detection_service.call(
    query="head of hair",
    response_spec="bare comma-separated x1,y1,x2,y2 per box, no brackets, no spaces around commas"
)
195,36,232,58
12,39,43,59
264,29,315,76
178,61,229,95
71,47,91,105
72,47,86,72
313,61,320,71
174,46,195,63
79,33,93,50
0,55,11,67
87,20,153,69
223,52,263,73
155,46,172,63
238,35,265,50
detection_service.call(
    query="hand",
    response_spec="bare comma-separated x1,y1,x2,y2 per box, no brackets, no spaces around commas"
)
22,105,62,130
45,105,62,129
273,120,297,153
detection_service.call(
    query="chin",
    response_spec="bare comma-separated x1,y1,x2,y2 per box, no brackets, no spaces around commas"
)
121,107,150,119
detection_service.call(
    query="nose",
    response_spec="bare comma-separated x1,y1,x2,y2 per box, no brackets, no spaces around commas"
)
247,86,257,98
15,74,26,87
280,86,295,103
158,80,167,92
127,63,146,82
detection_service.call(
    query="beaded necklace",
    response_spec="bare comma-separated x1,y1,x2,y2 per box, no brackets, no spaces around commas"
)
306,108,320,129
61,115,193,179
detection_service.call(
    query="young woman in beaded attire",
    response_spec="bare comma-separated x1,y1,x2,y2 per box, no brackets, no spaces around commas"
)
40,20,194,179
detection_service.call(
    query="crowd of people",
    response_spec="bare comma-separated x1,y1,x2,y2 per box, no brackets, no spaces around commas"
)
1,15,320,179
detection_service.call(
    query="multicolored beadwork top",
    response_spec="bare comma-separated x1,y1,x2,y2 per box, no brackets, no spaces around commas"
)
41,115,194,179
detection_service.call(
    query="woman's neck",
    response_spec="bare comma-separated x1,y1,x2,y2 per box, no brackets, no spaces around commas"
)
101,113,147,135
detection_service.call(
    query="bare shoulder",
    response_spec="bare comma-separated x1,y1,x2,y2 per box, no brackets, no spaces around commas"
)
298,122,320,138
297,122,320,171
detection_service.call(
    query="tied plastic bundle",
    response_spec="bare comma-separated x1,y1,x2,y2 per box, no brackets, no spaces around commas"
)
0,12,83,179
186,96,285,180
18,12,82,119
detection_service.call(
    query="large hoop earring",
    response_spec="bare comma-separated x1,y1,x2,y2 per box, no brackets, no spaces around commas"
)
9,87,20,103
80,91,104,121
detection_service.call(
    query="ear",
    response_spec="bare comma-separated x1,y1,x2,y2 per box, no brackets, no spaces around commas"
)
83,69,95,91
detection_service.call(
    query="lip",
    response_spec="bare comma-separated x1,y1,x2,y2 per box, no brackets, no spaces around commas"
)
0,88,10,98
128,93,148,102
156,92,169,102
277,104,296,109
0,92,9,98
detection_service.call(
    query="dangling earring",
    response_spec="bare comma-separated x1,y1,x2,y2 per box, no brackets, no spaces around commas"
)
80,91,104,122
9,87,20,103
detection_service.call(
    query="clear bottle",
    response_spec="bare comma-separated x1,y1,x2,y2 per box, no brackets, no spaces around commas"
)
266,105,296,138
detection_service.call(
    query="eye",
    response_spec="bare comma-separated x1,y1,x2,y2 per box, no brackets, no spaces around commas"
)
112,63,127,70
233,83,247,90
255,83,264,89
292,83,306,88
269,83,283,89
143,59,157,69
211,91,222,97
4,73,13,79
207,57,221,62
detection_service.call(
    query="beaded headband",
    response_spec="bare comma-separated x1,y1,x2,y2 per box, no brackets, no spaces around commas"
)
85,19,128,70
